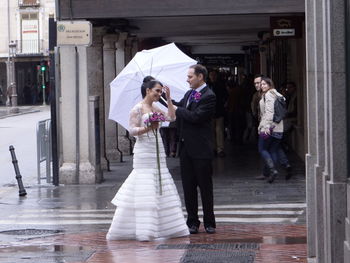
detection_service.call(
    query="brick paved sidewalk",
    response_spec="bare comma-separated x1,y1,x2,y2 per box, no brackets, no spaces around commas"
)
0,139,306,262
0,224,307,263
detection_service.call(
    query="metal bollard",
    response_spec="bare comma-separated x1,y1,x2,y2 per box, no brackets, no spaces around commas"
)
9,145,27,196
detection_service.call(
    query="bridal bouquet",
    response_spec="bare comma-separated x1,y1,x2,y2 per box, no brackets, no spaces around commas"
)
144,112,166,195
144,112,166,126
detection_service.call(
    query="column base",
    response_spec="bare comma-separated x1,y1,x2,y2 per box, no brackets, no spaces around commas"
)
100,156,109,170
59,162,102,184
59,163,78,184
80,162,100,184
106,149,122,162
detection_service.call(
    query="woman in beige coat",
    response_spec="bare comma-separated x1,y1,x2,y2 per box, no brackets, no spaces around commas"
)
258,77,284,183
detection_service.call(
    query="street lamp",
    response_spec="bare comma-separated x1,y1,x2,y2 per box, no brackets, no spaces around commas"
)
8,41,18,113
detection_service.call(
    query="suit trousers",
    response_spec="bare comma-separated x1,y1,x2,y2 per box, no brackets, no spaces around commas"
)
179,144,216,228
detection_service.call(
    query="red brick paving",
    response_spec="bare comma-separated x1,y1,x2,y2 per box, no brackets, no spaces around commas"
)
15,224,307,263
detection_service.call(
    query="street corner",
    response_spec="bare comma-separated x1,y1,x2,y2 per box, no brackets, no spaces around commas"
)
0,185,18,200
0,223,307,263
0,106,43,119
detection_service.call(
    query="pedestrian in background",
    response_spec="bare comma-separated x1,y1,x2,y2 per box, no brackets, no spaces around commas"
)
257,77,284,183
208,70,228,157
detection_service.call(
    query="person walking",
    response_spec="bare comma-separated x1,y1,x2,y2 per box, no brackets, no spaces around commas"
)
174,64,217,234
208,70,228,157
258,77,285,183
106,77,189,241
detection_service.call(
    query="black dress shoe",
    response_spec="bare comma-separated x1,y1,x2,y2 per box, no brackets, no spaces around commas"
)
255,174,267,180
285,165,293,180
205,226,216,234
188,225,199,234
217,151,226,158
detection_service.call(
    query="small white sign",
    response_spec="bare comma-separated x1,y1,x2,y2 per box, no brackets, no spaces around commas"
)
57,21,92,46
273,28,295,37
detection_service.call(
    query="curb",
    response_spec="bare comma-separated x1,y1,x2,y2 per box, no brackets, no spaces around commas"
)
0,109,41,119
0,108,43,119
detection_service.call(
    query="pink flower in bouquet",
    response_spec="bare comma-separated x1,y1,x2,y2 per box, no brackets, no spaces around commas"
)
144,112,166,126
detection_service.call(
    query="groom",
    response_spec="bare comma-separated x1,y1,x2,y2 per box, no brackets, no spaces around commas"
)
174,64,216,234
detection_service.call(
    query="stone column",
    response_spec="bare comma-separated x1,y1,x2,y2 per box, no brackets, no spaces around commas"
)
58,31,104,184
86,27,108,172
75,45,98,184
115,33,131,155
323,0,347,261
59,46,78,184
103,34,120,162
306,0,348,262
131,38,139,57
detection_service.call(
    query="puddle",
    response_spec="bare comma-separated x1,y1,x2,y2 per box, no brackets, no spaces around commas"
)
216,236,306,245
0,245,92,253
0,229,63,236
262,236,307,244
0,245,95,263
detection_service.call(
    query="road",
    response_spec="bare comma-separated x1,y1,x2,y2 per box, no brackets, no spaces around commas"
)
0,106,50,187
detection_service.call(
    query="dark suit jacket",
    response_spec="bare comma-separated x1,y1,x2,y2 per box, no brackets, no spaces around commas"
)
175,86,216,159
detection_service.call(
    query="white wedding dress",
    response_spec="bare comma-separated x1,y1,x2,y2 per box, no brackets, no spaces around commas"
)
106,103,189,241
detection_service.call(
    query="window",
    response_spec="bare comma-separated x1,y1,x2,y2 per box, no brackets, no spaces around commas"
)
18,0,40,7
21,13,39,54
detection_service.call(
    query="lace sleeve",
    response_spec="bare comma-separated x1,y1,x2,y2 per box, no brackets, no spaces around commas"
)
129,105,143,136
153,104,176,122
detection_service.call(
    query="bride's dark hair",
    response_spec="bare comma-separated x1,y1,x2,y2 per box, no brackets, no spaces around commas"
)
141,76,155,98
141,76,163,98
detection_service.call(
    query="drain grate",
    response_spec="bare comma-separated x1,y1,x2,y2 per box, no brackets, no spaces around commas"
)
157,243,259,250
181,250,255,263
0,229,63,236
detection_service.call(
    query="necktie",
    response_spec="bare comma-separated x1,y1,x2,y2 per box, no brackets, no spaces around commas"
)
188,90,196,105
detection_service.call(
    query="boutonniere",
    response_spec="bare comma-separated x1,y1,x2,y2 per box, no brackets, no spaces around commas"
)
191,91,201,103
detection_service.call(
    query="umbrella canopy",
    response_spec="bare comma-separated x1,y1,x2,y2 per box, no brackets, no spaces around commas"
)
108,43,197,131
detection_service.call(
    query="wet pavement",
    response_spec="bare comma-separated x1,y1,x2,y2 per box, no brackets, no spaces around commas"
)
0,134,307,262
0,224,307,263
0,105,42,119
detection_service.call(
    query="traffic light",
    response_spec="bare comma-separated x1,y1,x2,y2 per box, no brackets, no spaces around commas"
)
41,65,46,72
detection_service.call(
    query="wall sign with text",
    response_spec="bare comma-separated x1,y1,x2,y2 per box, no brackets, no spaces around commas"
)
270,16,303,38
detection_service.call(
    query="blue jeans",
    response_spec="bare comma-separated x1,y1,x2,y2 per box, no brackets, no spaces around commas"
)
277,147,290,167
258,134,281,173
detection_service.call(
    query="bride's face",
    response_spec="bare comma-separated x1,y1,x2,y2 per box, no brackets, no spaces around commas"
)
146,83,163,102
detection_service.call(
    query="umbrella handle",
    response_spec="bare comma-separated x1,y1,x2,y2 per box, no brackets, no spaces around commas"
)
160,96,168,106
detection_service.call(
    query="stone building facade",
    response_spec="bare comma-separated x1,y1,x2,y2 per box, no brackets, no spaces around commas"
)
0,0,55,106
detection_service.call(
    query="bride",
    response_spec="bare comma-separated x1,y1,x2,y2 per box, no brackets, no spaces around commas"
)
106,77,189,241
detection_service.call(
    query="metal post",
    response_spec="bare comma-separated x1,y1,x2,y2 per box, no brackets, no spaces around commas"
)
9,41,18,109
116,124,123,162
9,145,27,196
75,46,80,184
36,122,41,184
42,71,46,105
6,0,10,106
46,120,52,183
51,47,59,186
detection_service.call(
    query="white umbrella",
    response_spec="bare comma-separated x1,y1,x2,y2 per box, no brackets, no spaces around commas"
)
108,42,197,131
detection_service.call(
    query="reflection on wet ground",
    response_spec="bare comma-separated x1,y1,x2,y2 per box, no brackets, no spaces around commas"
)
0,224,307,263
0,143,307,262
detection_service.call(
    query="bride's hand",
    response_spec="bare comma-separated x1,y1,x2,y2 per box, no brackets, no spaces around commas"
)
150,122,159,130
164,86,171,101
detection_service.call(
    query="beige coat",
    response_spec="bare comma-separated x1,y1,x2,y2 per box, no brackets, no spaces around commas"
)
258,89,284,134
